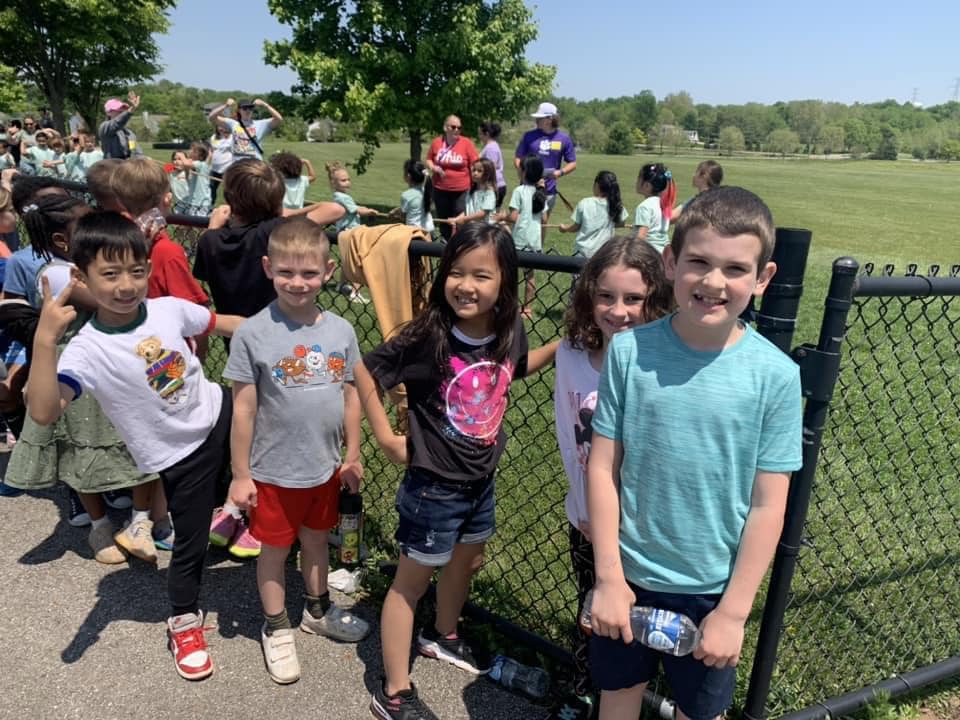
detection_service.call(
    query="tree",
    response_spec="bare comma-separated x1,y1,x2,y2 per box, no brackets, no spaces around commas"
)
0,64,28,110
765,128,801,157
266,0,555,170
574,118,608,153
718,126,745,155
0,0,173,134
873,124,900,160
604,122,634,155
817,125,845,155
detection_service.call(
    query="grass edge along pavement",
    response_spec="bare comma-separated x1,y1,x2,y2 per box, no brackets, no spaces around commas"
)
156,144,959,716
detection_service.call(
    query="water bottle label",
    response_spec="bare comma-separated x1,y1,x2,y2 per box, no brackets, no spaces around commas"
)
644,609,681,652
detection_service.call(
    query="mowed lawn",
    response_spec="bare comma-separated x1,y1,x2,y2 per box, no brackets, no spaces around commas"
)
148,140,958,344
153,141,960,716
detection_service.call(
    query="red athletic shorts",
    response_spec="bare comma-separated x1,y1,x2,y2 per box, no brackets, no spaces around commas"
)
249,468,341,546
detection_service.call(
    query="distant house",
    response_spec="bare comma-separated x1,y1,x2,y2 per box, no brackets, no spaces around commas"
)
684,129,699,144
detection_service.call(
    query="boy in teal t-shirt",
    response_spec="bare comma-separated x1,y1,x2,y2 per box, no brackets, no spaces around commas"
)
587,187,803,720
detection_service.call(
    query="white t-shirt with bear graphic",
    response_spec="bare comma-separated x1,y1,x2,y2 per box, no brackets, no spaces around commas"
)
57,296,221,473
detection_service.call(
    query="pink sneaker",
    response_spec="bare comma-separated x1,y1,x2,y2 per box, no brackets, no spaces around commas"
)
209,507,238,547
228,521,261,559
167,611,214,681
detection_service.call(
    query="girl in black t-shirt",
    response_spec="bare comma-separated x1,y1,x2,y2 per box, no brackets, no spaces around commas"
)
357,223,557,718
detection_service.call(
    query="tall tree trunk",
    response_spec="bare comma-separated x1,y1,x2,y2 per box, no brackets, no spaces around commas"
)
48,90,66,137
408,129,422,161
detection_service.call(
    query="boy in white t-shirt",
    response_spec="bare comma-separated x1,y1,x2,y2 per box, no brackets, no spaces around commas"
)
27,211,244,683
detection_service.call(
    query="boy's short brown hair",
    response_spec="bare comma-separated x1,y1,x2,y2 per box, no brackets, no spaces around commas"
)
670,186,776,269
267,216,330,262
85,158,124,211
110,157,169,216
223,159,284,224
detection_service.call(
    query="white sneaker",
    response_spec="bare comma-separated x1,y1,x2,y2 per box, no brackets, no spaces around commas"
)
300,604,370,642
261,623,300,684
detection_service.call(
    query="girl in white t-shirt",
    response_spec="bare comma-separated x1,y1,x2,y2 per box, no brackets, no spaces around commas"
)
4,193,160,566
551,237,673,716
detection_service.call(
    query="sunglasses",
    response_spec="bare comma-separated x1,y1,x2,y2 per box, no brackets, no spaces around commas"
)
447,124,461,130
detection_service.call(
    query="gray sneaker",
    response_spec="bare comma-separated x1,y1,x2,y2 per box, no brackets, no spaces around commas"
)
300,604,370,642
261,624,300,684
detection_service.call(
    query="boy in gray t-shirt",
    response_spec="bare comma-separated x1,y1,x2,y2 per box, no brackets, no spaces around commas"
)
223,217,370,685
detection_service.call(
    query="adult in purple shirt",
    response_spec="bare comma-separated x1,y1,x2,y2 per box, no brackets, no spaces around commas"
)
514,102,577,239
479,121,507,210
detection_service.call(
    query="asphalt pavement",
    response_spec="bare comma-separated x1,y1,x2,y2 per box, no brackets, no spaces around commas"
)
0,485,547,720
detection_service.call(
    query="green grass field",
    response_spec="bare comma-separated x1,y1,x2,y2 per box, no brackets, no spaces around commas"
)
157,142,960,717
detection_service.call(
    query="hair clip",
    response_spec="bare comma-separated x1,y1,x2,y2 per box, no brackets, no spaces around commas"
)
663,170,673,180
21,203,38,215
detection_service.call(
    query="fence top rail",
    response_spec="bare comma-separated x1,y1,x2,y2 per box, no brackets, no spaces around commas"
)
853,274,960,298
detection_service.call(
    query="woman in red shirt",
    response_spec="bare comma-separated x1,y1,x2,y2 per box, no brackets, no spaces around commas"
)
426,115,479,240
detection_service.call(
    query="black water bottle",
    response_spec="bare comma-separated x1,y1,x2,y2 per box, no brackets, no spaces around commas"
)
338,487,363,567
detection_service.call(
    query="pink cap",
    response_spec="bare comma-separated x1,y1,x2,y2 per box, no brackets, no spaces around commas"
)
104,98,128,113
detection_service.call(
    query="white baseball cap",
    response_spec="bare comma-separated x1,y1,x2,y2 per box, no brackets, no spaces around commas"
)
531,102,558,118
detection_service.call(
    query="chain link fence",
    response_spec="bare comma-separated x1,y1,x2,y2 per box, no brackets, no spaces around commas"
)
13,181,960,715
747,260,960,719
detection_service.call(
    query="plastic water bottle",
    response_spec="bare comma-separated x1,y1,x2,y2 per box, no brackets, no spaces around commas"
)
488,654,550,699
579,589,700,656
338,488,363,567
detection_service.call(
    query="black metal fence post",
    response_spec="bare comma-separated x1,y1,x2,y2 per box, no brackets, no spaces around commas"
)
743,257,860,720
755,228,812,353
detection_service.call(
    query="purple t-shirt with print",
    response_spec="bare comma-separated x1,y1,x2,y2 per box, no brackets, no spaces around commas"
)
515,128,576,195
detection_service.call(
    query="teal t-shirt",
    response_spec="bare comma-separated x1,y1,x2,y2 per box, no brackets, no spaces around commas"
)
634,196,670,252
509,184,542,251
66,150,104,181
283,176,310,210
333,191,360,232
593,315,803,594
400,186,425,227
185,160,212,214
27,146,58,177
169,171,190,208
572,196,628,258
465,188,496,224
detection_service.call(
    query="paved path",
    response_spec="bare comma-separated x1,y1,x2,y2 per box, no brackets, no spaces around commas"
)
0,486,546,719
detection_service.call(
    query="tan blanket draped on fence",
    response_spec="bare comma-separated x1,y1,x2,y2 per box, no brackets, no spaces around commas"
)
337,223,433,431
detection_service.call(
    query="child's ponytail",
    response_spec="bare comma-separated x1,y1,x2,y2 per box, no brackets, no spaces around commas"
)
22,193,86,260
521,155,547,214
595,170,624,224
640,163,677,221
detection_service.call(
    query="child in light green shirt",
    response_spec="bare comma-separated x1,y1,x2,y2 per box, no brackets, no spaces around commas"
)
560,170,628,258
510,155,548,318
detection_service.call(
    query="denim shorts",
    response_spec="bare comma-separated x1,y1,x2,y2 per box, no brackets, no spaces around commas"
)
589,584,736,720
394,467,495,567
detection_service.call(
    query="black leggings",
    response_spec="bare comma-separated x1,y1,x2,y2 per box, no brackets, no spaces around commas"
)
161,387,232,617
432,188,467,240
570,524,597,697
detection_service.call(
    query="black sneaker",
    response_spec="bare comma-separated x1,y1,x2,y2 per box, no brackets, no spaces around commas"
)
547,693,596,720
370,681,438,720
416,626,489,674
68,488,91,527
103,489,133,510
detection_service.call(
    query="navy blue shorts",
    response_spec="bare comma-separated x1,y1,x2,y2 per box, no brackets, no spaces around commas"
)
394,467,495,567
589,584,736,720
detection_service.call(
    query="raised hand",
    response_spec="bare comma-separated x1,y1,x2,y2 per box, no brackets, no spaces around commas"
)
127,91,141,109
36,275,77,346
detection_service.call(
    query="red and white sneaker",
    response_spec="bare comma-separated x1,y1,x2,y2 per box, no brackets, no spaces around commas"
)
228,521,261,559
167,611,214,680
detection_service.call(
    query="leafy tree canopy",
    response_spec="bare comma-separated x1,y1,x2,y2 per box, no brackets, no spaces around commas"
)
0,0,173,134
265,0,555,171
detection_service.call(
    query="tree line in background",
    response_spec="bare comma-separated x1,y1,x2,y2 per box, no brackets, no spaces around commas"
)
3,0,959,163
551,91,960,160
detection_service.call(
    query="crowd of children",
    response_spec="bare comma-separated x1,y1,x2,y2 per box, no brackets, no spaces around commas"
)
0,106,801,720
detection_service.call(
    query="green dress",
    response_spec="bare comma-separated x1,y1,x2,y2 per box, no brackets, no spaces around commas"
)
5,311,158,492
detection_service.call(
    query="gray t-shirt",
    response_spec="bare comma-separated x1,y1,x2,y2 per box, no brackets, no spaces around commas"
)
224,302,360,488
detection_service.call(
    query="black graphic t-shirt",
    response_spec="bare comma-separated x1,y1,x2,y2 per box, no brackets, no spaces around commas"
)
364,318,528,482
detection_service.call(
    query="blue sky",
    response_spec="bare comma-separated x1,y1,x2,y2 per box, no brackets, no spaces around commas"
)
156,1,960,106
